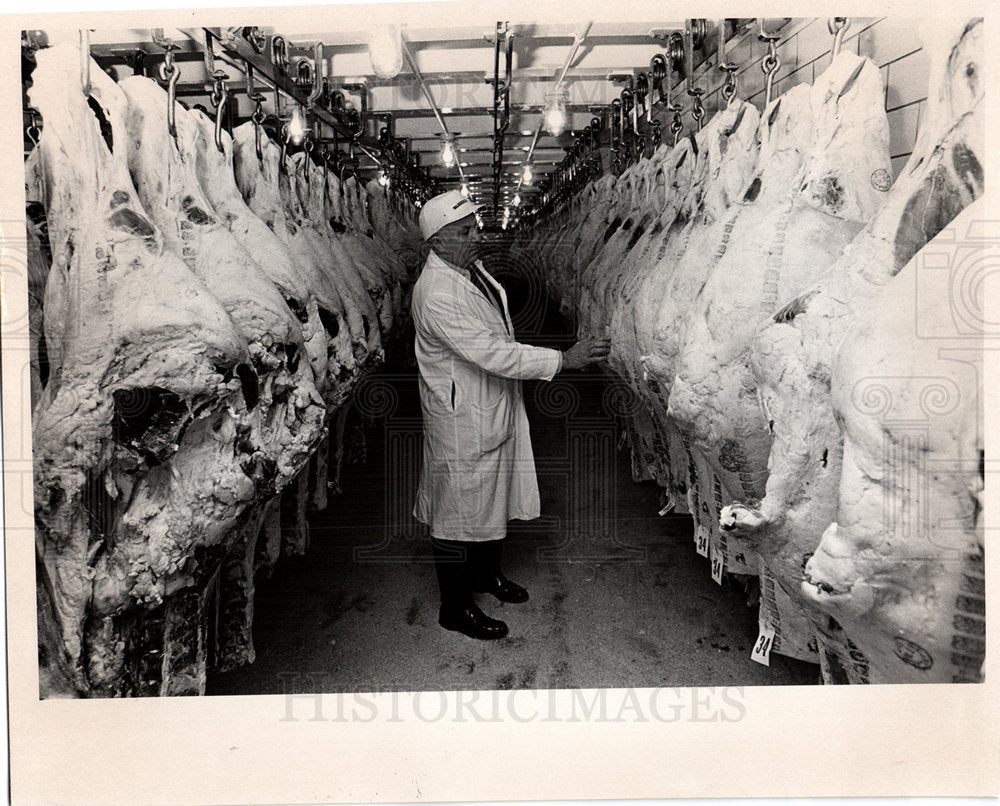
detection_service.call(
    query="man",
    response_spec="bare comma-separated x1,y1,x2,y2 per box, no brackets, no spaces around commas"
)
411,190,610,640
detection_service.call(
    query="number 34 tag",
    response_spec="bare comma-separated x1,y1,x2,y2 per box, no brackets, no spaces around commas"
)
751,623,777,666
709,542,724,585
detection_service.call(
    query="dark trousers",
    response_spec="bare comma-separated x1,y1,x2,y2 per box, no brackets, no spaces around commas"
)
430,538,503,607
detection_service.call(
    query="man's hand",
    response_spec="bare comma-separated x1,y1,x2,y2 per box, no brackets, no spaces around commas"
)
562,336,611,370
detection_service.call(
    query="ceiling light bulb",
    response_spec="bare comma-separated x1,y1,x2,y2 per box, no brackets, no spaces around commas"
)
288,106,307,145
368,25,403,79
522,164,533,185
460,183,470,197
513,193,521,206
543,91,567,136
440,138,457,168
377,167,390,187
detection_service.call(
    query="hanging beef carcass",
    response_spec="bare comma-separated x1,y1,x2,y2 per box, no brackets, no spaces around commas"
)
618,101,760,526
341,172,411,286
671,54,890,506
29,43,251,696
232,122,360,389
723,18,984,681
550,174,617,317
592,146,675,342
669,50,891,594
188,111,333,398
801,196,986,683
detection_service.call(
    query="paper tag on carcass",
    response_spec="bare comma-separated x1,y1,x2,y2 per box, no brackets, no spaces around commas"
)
710,542,724,585
658,501,675,516
695,528,710,557
751,623,777,666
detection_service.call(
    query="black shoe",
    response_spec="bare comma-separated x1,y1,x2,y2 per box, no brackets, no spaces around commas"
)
472,574,529,604
438,603,509,640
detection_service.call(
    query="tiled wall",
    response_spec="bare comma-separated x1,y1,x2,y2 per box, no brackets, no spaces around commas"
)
655,18,930,181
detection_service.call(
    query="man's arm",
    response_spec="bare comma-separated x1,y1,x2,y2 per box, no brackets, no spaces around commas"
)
421,290,562,381
422,290,611,378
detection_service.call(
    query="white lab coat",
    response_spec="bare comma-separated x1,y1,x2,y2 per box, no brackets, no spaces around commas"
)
411,250,562,541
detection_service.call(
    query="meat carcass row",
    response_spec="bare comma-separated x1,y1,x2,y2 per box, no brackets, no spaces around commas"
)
364,178,421,271
280,150,382,362
231,122,359,391
293,151,393,345
803,197,987,683
188,111,332,397
552,174,617,318
115,74,326,486
620,102,760,523
578,148,670,338
28,43,250,695
724,18,983,681
326,171,405,326
606,137,698,492
342,173,411,285
671,54,890,529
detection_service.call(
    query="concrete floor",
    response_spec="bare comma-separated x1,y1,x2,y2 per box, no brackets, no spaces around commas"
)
208,277,818,695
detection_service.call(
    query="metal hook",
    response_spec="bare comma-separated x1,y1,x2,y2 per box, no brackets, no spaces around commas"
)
308,43,325,105
156,48,181,141
271,35,289,73
829,17,851,58
251,96,266,164
212,76,228,153
295,58,314,90
244,26,266,54
25,114,41,147
760,34,781,107
279,122,289,171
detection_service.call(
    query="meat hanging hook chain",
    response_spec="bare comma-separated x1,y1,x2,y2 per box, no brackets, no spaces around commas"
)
157,47,181,141
760,34,781,107
251,97,266,164
211,75,228,153
690,89,706,130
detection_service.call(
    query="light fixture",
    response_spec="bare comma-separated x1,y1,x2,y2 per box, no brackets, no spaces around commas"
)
288,105,307,145
460,182,470,197
543,90,568,136
368,25,403,79
513,193,521,206
377,167,390,187
440,137,457,168
521,163,533,185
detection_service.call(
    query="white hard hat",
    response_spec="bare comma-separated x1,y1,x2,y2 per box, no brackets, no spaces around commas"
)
419,190,482,239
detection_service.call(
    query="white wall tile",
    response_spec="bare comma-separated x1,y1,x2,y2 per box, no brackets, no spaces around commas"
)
885,47,931,109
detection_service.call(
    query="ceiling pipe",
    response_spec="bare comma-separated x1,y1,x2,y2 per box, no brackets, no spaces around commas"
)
400,33,466,184
519,20,592,190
